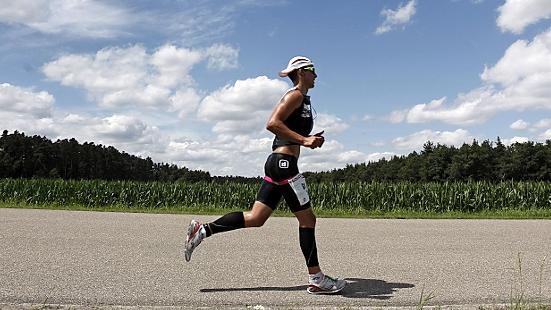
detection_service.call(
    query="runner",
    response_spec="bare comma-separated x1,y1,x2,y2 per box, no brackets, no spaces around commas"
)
184,56,346,295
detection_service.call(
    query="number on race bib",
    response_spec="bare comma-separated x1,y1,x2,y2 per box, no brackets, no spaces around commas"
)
288,174,310,206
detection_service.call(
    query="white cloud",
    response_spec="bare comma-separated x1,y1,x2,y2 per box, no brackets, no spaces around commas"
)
0,0,132,38
534,118,551,128
481,30,551,88
300,140,365,172
0,83,54,118
43,44,237,117
387,109,408,123
366,152,396,162
167,140,228,164
0,83,61,138
46,112,164,152
393,28,551,125
63,114,85,124
298,139,390,172
497,0,551,34
0,111,58,137
205,44,239,70
144,75,290,175
169,88,202,119
150,45,203,88
0,85,404,176
167,134,370,176
375,0,416,35
503,136,530,145
312,113,349,134
163,134,275,176
534,118,551,139
37,57,362,176
198,76,289,134
370,141,386,147
167,136,369,176
139,74,366,175
396,88,497,125
3,107,166,158
337,150,368,163
482,28,551,110
510,119,530,130
392,129,473,150
43,45,151,103
232,136,273,154
193,78,356,174
0,1,285,47
93,115,155,143
140,1,285,46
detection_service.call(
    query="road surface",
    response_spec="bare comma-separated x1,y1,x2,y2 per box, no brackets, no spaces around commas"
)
1,208,550,309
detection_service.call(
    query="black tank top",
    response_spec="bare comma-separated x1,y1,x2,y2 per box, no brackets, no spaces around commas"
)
272,89,314,150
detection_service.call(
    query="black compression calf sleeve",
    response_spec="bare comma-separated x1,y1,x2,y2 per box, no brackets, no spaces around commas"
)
299,227,319,268
204,211,245,237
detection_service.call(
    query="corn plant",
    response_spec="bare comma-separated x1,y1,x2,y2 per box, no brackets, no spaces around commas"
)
0,179,549,213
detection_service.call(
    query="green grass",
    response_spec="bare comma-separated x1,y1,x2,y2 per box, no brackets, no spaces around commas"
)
2,201,551,219
483,306,551,310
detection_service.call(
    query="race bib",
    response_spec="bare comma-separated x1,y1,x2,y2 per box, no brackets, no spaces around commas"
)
288,174,310,206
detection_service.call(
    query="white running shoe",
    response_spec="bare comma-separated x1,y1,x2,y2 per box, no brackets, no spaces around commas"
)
307,274,347,295
184,219,206,262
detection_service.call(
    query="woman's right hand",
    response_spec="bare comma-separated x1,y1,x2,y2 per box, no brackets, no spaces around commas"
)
303,133,325,149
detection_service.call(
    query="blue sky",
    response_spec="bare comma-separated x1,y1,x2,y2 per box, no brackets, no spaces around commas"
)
1,0,551,176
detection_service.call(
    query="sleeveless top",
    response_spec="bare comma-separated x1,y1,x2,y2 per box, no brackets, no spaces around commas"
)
272,88,314,150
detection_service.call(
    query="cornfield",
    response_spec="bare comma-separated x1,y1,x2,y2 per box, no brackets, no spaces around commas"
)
0,179,550,213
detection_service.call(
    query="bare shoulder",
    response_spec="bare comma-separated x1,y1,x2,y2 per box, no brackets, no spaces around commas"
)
281,89,303,108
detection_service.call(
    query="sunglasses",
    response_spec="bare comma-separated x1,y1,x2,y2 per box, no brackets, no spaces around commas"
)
302,66,316,74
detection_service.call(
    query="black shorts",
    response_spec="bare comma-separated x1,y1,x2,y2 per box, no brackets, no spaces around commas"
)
256,153,311,213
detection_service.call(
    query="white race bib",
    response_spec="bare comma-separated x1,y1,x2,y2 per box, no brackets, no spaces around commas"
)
288,174,310,206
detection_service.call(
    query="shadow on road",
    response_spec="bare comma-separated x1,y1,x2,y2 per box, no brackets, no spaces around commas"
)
342,278,415,299
200,278,414,299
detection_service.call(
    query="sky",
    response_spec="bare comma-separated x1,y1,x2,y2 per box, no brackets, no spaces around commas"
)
1,0,551,177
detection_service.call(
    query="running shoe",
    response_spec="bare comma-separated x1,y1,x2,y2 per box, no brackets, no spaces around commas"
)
184,219,206,262
307,274,347,295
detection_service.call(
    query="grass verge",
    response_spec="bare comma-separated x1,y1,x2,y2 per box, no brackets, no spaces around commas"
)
2,201,551,219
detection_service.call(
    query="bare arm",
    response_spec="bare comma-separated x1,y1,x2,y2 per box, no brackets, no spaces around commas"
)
266,90,324,149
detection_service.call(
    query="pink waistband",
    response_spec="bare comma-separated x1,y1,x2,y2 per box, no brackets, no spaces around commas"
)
263,176,290,185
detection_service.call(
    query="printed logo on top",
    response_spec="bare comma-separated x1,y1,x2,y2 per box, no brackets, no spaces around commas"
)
301,104,312,118
279,159,289,169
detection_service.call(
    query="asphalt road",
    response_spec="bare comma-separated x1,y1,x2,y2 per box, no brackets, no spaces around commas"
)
1,208,550,309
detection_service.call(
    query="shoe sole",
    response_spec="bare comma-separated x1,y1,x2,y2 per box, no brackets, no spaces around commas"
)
306,282,346,295
184,220,199,262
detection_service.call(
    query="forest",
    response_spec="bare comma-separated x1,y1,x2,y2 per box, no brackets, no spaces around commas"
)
305,139,551,182
0,130,211,182
1,130,550,182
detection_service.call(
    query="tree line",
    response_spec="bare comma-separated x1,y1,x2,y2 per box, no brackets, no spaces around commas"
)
2,130,550,183
304,139,551,182
0,130,210,182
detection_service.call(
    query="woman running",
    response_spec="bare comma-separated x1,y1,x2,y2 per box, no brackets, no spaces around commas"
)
184,56,346,295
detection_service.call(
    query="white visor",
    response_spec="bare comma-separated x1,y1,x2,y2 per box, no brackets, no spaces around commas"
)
279,56,314,77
